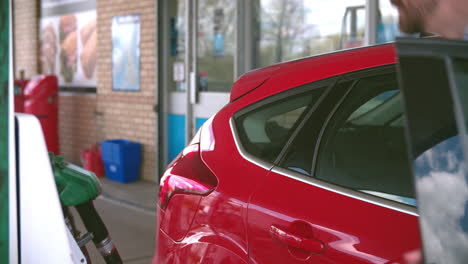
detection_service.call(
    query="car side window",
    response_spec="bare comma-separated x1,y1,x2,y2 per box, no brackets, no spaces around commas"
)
315,73,415,206
234,88,324,164
279,80,354,175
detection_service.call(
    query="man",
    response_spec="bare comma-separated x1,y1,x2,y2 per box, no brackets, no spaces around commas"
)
390,0,468,39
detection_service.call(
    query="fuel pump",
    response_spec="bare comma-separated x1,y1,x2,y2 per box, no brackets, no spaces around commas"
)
340,5,365,49
49,153,123,264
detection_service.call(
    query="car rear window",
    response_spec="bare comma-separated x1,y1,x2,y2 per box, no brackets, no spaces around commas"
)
315,75,415,205
279,72,416,206
234,88,323,164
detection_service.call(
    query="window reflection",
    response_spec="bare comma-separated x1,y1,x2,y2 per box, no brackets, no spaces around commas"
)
413,136,468,264
253,0,403,68
255,0,366,68
167,0,404,93
168,0,186,92
168,0,236,93
197,0,236,93
377,0,401,43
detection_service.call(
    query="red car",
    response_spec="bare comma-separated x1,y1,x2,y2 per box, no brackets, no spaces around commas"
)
154,39,468,263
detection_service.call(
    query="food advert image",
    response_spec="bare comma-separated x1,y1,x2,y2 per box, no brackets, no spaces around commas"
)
40,23,57,75
80,18,97,80
59,14,78,83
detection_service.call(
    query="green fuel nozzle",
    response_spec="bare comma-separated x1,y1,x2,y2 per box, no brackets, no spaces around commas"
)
49,153,123,264
49,153,101,206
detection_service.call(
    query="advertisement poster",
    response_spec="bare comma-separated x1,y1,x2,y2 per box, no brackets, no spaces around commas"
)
40,0,97,88
112,15,141,91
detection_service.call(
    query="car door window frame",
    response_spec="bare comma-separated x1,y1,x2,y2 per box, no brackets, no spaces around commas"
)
315,74,415,203
396,38,468,263
272,64,418,216
231,77,338,170
277,65,396,173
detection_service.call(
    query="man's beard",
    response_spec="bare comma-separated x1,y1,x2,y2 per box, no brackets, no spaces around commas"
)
398,0,438,34
398,8,424,34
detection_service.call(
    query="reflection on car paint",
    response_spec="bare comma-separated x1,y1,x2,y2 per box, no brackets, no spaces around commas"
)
360,190,416,206
314,224,388,264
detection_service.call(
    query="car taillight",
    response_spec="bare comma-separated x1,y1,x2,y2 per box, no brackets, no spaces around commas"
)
159,144,218,210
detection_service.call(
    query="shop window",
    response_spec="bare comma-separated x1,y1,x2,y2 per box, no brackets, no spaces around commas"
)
254,0,366,68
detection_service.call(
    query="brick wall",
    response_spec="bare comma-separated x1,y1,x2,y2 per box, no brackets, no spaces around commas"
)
59,94,98,164
12,0,158,182
96,0,157,181
14,0,39,78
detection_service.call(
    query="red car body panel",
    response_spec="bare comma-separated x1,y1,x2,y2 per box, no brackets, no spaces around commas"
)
159,194,201,241
230,45,396,104
248,171,420,263
153,44,420,264
230,64,281,102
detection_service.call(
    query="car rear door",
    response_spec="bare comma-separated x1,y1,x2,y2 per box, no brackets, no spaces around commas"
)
245,67,421,263
396,38,468,263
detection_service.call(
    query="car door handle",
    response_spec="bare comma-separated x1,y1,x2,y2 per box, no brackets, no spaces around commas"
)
270,225,324,254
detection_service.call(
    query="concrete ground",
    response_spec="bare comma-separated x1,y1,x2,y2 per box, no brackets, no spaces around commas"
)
99,178,157,211
71,178,158,264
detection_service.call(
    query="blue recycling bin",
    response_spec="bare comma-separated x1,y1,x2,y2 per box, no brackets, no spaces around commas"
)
101,139,142,183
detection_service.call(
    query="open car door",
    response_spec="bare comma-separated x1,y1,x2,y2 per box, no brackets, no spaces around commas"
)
396,38,468,263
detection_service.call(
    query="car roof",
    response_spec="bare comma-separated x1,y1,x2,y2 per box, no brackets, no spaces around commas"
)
230,43,397,102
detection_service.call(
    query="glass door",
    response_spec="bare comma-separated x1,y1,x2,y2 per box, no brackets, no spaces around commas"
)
192,0,234,139
160,0,234,166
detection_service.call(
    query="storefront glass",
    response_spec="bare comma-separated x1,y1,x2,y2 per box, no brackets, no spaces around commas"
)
167,0,400,92
168,0,186,92
197,0,236,93
254,0,366,68
378,0,401,43
168,0,235,93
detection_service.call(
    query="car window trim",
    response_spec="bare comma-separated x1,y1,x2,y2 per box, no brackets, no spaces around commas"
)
229,118,274,171
273,78,338,165
275,64,396,171
396,38,468,263
396,37,468,58
275,64,396,168
272,64,418,210
445,56,468,169
310,79,357,173
396,38,468,159
271,166,418,216
312,68,418,208
230,65,398,181
314,68,410,183
231,76,338,168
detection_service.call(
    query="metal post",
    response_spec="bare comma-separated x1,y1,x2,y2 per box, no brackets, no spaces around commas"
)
351,7,357,40
191,0,198,105
155,0,165,177
235,0,245,79
185,0,193,144
365,0,378,45
8,0,19,261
